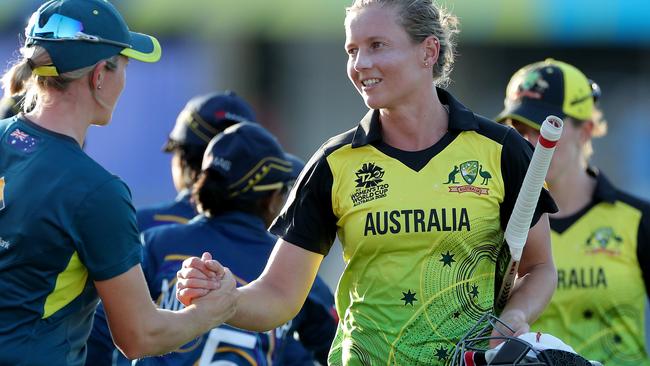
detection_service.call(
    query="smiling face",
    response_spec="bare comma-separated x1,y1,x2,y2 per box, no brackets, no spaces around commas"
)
344,5,430,110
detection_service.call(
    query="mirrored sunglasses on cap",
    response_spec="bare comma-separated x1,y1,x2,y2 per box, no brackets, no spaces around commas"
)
26,13,131,49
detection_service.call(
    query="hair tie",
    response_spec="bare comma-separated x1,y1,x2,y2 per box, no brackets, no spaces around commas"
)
26,58,36,70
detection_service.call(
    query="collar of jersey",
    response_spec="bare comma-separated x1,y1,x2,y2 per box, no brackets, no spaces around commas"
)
17,114,80,147
351,88,479,148
587,167,617,203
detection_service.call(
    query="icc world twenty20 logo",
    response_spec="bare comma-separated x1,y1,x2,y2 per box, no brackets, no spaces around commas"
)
351,162,389,206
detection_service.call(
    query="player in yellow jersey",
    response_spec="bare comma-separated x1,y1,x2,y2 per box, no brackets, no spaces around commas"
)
497,59,650,365
175,1,558,365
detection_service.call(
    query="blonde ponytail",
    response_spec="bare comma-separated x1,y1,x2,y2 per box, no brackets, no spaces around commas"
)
1,58,33,97
1,45,119,113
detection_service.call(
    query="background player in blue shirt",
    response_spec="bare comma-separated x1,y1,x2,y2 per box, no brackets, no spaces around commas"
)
138,91,258,231
87,93,336,365
88,91,257,366
135,122,336,365
0,1,238,365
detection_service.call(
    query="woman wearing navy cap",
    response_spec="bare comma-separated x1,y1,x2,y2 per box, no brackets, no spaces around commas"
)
87,93,337,366
137,91,258,231
133,122,336,365
0,1,236,365
86,91,259,366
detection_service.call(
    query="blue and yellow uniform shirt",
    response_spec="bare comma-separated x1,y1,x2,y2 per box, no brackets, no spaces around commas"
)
532,168,650,365
134,211,337,366
270,89,557,365
0,116,142,366
136,190,196,231
87,192,196,366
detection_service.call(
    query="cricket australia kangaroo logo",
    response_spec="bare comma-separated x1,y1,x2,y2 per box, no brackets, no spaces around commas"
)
444,160,491,195
585,227,622,256
351,162,389,206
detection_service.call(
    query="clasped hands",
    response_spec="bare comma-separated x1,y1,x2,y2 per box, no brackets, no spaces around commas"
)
176,252,239,324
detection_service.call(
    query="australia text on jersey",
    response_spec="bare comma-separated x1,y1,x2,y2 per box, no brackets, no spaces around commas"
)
364,207,470,236
556,226,621,290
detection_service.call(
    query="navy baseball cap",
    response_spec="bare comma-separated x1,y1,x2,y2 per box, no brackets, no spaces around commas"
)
202,122,304,200
496,59,595,130
164,91,257,152
25,0,161,76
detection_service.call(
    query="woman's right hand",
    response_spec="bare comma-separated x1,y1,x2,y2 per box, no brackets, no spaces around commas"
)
192,266,239,327
176,252,226,306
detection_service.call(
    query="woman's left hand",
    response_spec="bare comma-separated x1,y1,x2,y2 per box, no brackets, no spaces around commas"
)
176,252,224,306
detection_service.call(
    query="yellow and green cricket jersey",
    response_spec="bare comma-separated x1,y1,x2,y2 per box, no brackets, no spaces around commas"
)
532,169,650,365
270,89,556,365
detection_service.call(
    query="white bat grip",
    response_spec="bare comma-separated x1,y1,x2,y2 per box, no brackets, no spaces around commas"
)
505,116,563,260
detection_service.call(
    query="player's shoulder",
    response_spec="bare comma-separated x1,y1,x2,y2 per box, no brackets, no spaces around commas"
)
299,126,357,175
319,126,357,157
0,116,14,132
71,157,125,197
30,125,118,186
610,183,650,215
471,113,518,146
141,220,195,256
0,117,17,148
137,200,182,221
143,219,194,240
589,170,650,221
442,87,515,146
137,194,195,229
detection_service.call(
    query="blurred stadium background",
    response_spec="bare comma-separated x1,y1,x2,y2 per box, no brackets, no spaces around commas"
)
1,1,649,297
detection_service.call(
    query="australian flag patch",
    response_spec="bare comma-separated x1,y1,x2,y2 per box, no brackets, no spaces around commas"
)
5,128,40,153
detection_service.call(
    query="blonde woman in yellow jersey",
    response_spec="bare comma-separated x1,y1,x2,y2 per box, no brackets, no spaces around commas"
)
497,59,650,365
176,1,558,365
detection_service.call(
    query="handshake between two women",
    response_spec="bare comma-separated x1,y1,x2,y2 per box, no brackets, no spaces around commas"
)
176,252,239,317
